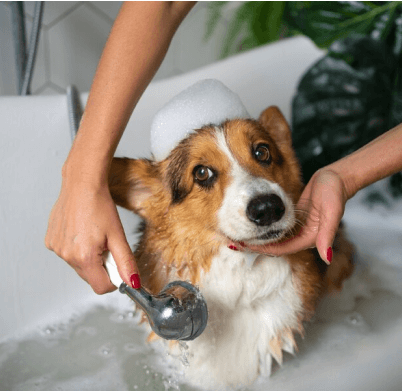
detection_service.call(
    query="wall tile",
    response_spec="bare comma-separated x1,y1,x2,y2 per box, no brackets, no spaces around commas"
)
24,1,80,27
0,2,17,95
1,1,228,95
36,83,63,95
175,4,226,73
89,1,122,22
47,5,112,91
24,20,48,94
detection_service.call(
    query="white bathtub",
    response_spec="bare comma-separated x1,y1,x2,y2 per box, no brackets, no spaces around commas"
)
1,37,402,391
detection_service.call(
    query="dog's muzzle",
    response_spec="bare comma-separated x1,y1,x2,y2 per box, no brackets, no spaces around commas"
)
246,193,285,226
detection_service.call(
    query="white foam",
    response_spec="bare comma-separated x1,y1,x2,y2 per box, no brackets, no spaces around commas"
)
150,79,250,161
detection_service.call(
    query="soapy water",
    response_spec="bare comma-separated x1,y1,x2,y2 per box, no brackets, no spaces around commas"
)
1,184,402,391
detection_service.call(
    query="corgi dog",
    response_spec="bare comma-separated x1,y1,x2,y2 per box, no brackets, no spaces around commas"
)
108,105,354,389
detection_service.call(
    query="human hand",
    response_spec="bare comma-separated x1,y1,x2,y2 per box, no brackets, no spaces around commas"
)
245,168,350,264
45,175,140,294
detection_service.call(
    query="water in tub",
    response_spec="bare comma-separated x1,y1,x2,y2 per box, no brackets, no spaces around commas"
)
1,181,402,391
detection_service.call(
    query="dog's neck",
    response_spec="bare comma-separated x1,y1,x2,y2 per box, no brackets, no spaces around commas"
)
137,220,265,286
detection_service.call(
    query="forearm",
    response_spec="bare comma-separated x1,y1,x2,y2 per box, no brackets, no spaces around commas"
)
63,1,195,185
328,122,402,199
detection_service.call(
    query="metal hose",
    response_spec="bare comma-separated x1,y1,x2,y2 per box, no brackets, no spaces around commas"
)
21,1,44,95
66,85,83,141
10,1,27,94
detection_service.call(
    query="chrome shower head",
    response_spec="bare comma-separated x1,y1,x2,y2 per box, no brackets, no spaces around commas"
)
104,252,208,341
119,280,208,340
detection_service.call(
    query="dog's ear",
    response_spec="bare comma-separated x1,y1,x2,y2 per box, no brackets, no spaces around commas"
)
259,106,304,197
109,157,162,217
259,106,292,147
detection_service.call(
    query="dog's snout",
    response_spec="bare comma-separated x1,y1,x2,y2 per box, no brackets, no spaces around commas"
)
246,194,285,226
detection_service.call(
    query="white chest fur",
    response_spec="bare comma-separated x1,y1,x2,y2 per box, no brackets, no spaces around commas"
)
182,247,302,389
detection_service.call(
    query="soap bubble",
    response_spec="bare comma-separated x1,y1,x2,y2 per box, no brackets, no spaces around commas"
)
150,79,250,161
345,312,365,327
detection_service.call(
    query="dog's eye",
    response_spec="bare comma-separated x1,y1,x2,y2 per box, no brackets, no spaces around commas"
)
253,144,271,164
194,165,214,182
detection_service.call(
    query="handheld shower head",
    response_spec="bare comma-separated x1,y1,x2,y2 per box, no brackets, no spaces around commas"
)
103,252,208,341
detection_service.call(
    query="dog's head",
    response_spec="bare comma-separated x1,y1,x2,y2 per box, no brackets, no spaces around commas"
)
109,106,303,253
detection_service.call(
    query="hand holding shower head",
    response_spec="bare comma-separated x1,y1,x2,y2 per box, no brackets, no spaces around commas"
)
103,252,208,341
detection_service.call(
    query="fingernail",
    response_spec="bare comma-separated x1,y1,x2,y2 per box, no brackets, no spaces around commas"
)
130,273,141,289
228,245,239,251
326,247,333,264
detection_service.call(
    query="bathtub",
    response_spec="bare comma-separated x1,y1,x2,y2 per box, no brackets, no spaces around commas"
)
1,37,402,390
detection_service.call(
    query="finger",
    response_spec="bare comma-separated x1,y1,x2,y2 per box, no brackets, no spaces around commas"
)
245,227,316,255
66,248,117,294
316,214,341,265
315,189,344,265
83,263,117,295
107,230,141,289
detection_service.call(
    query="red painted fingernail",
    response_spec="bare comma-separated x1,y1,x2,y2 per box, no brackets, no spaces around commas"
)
228,245,239,251
326,247,333,264
130,273,141,289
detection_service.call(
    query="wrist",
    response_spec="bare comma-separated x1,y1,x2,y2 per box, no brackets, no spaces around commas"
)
62,124,116,187
62,151,111,189
323,160,359,201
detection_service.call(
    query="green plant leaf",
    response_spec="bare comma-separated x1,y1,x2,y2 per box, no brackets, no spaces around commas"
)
221,2,252,58
249,1,286,44
207,1,288,58
207,1,402,59
392,13,402,56
292,35,396,182
285,1,402,48
205,1,228,41
389,172,402,197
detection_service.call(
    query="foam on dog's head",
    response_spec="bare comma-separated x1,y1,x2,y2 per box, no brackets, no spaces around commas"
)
150,79,250,161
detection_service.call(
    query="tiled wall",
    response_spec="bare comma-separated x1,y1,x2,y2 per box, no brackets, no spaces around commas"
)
0,1,236,96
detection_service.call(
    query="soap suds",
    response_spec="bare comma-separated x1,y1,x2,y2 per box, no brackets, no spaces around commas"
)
150,79,250,161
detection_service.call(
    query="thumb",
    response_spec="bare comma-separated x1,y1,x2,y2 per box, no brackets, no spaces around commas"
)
316,221,338,265
315,200,344,265
107,230,141,289
244,226,315,256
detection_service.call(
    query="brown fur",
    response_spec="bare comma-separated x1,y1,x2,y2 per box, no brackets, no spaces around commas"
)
108,105,354,330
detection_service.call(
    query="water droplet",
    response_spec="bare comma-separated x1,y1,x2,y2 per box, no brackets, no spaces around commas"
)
346,312,364,326
313,144,323,156
372,30,381,40
102,348,110,355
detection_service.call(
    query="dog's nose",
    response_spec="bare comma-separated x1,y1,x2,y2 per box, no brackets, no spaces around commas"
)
246,194,285,226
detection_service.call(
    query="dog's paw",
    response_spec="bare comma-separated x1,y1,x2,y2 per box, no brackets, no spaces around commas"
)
258,327,300,377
